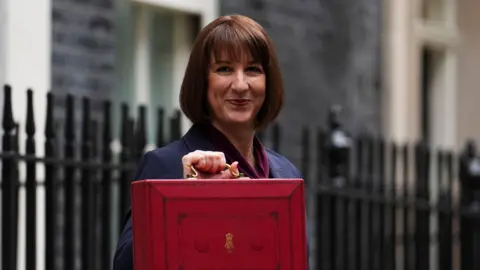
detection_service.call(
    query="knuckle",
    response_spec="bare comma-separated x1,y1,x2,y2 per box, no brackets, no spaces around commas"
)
193,150,205,157
214,152,225,161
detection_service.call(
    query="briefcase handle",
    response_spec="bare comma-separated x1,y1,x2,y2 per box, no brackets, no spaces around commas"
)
186,164,244,179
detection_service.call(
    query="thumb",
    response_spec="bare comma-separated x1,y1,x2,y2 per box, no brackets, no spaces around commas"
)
217,161,243,179
226,162,249,179
228,161,245,178
229,162,250,179
229,161,239,175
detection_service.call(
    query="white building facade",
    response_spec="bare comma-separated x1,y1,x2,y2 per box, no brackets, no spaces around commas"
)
382,0,480,149
0,0,218,269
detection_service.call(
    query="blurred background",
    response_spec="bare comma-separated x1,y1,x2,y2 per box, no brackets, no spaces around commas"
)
0,0,480,270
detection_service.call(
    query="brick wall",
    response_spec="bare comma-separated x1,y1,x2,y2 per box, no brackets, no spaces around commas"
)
50,0,116,159
51,0,115,102
221,0,383,170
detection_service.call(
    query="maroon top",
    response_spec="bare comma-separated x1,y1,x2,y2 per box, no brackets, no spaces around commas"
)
198,123,270,179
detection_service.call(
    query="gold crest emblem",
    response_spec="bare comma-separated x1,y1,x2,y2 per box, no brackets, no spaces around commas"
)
225,233,234,253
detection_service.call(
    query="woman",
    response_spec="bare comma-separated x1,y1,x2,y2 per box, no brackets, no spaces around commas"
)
113,14,305,270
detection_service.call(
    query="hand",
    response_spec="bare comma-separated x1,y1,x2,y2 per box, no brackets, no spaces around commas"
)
181,150,248,179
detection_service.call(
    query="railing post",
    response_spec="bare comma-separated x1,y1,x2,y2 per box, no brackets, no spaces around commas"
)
459,140,480,270
402,144,412,270
320,105,352,270
2,84,17,270
414,141,430,270
134,105,147,161
101,100,113,270
438,150,453,270
387,143,398,270
81,97,93,269
169,110,182,142
324,105,351,187
44,92,57,270
315,127,327,270
25,89,37,270
119,103,133,230
64,94,76,270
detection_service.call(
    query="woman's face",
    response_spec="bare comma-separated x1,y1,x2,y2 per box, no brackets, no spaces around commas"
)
207,51,266,129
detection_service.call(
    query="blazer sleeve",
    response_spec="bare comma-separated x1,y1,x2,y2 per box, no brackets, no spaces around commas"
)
112,151,169,270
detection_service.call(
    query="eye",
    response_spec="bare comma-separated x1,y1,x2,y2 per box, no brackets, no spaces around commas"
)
246,66,263,73
216,66,233,73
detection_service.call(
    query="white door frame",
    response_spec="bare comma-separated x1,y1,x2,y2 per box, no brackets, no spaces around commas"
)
132,0,218,26
382,0,459,149
0,0,52,270
131,0,218,145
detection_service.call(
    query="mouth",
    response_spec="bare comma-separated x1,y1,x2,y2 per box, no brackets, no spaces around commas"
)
226,99,250,106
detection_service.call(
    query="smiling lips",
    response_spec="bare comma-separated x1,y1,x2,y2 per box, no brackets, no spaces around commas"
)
227,99,250,106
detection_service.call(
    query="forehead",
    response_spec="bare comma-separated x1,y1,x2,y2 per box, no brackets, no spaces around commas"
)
210,49,256,63
205,22,268,64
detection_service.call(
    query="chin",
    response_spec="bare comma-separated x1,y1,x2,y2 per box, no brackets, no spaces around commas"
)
223,115,256,127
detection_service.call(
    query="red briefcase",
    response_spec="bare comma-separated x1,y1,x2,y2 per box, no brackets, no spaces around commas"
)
131,179,307,270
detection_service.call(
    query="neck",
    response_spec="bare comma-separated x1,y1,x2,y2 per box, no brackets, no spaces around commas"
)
212,121,256,165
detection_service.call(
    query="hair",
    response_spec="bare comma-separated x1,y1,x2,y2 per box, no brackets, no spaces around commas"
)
179,14,284,130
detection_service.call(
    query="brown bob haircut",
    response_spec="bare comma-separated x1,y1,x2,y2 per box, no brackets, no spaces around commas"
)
179,14,284,130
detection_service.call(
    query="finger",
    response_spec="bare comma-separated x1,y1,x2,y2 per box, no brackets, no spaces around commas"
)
182,151,230,179
211,152,226,173
202,151,214,172
182,153,197,178
182,151,207,178
219,152,227,171
230,162,248,179
192,150,208,166
209,152,219,173
186,151,206,166
195,152,207,170
229,161,240,177
214,161,240,179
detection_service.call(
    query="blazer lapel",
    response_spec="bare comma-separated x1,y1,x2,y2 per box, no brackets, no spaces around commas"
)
182,124,216,152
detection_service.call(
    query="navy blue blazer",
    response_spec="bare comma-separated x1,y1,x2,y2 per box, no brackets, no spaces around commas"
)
112,124,306,270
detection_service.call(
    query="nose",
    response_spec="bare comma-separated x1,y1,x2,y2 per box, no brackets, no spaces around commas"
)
231,71,249,92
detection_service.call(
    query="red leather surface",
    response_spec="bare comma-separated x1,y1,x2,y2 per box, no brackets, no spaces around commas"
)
131,179,307,270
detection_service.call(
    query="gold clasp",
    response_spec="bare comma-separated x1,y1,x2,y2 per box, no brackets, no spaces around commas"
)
186,164,244,179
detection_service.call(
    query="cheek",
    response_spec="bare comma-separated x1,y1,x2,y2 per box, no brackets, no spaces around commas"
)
208,74,226,98
252,77,266,102
207,75,218,103
206,87,217,112
207,75,226,114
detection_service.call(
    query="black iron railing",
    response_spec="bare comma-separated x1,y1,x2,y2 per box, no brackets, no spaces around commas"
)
1,84,480,270
313,106,480,270
0,84,182,270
